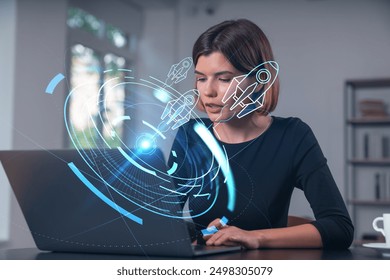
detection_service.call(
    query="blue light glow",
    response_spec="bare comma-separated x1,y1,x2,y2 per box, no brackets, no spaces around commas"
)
135,133,156,154
61,62,221,224
201,225,218,236
142,120,166,140
140,140,151,149
220,216,229,226
193,123,236,212
167,162,178,175
117,147,157,176
153,89,171,103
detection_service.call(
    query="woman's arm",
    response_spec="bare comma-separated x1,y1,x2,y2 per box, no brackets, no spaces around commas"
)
290,120,354,249
204,220,322,249
254,224,323,248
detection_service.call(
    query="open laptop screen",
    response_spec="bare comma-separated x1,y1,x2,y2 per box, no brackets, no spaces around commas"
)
0,149,199,257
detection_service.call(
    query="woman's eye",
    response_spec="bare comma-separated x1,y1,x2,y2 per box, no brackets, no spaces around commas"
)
219,78,231,83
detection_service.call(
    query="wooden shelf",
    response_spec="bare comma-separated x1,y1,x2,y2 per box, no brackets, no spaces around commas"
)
348,199,390,206
346,78,390,88
345,78,390,243
349,159,390,166
347,117,390,125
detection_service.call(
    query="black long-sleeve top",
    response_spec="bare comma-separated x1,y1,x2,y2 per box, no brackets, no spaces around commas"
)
168,116,354,249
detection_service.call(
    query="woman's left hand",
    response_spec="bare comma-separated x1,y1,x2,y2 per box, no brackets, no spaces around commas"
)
205,226,261,249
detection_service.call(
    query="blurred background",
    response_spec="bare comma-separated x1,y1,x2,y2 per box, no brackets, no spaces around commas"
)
1,0,390,250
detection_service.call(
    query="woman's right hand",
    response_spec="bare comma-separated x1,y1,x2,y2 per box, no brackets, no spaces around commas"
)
202,218,262,249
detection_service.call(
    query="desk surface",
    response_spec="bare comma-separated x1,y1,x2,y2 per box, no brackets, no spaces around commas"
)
0,246,386,260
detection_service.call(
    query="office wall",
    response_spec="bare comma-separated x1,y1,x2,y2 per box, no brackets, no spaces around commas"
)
12,0,68,150
134,8,178,156
3,0,69,250
0,0,16,244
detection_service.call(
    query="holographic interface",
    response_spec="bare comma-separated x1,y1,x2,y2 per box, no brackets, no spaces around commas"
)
46,57,237,228
222,61,279,118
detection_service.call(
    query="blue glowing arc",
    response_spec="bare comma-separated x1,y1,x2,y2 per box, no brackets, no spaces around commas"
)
117,147,157,176
167,150,178,175
61,67,222,222
167,162,178,175
45,73,65,94
193,123,236,212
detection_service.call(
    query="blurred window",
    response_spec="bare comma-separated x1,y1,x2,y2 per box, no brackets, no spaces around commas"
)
67,7,136,148
67,7,102,36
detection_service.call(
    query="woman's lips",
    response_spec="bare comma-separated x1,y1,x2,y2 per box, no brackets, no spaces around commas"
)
205,103,224,113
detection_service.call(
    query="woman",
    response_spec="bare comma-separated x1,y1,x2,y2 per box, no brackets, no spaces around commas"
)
168,19,353,249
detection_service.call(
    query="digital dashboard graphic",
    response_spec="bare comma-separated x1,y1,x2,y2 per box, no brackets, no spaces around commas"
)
45,58,278,232
46,57,237,228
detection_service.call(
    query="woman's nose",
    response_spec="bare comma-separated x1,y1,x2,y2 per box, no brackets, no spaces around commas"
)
203,81,218,98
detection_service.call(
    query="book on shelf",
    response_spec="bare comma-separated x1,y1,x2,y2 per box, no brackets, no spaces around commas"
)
358,99,388,118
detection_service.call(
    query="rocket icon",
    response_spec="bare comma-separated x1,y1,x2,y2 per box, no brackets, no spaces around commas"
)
222,61,279,118
157,89,200,132
166,57,193,85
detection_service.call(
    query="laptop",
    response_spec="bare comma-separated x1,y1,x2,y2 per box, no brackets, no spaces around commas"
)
0,148,241,257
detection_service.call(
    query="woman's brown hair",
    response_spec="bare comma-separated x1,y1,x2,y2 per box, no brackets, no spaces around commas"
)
192,19,279,115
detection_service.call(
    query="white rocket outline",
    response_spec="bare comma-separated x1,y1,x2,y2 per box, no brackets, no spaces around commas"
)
166,57,193,85
222,61,279,118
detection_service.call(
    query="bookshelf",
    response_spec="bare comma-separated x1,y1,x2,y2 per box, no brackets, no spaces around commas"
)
344,78,390,244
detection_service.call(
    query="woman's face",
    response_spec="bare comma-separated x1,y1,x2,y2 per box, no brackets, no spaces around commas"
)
195,52,252,123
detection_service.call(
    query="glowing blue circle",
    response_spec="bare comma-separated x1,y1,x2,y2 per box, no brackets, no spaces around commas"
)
140,140,151,149
135,133,156,154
